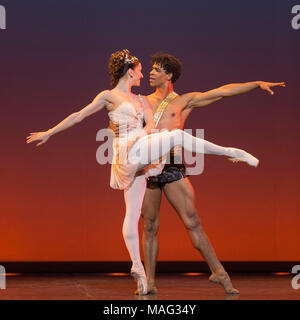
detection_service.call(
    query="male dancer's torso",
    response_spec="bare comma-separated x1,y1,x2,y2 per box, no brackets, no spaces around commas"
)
146,92,194,186
146,92,192,131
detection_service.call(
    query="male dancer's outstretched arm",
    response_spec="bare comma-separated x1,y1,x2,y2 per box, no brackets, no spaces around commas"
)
182,81,285,109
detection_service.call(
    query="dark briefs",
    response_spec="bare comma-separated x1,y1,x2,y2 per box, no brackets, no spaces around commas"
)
146,151,188,189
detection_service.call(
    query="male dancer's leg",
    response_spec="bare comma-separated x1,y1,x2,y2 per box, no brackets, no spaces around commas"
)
163,177,239,294
141,186,162,294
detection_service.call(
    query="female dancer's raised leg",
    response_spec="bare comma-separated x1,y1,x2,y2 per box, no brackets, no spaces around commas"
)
123,174,148,295
129,129,259,169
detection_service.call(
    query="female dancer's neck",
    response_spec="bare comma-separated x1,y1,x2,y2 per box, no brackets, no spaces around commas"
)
115,78,132,94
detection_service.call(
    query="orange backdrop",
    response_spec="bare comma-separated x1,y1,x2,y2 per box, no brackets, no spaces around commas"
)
0,0,299,262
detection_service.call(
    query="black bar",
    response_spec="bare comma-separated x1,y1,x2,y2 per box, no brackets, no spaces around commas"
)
0,300,298,319
0,261,299,273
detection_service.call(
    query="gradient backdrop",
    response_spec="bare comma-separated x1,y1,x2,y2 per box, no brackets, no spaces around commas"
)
0,0,299,262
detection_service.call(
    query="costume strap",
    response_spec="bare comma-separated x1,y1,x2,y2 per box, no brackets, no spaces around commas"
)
154,92,178,127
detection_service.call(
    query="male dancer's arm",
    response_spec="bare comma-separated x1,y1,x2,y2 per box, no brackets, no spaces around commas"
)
183,81,285,109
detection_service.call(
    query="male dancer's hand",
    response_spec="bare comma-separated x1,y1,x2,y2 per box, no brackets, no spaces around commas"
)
258,81,286,95
26,131,51,146
109,121,130,137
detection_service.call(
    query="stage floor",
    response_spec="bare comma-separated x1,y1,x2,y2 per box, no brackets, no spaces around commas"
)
0,273,299,300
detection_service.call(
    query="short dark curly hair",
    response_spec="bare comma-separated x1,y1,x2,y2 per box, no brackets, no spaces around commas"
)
151,52,182,83
108,49,140,87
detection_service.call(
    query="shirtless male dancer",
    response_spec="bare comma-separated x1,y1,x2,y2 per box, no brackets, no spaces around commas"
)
140,52,285,295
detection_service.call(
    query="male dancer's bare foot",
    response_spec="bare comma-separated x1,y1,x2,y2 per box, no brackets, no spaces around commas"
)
209,271,240,295
147,283,158,295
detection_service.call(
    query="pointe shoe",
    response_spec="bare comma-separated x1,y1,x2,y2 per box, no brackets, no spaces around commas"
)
135,282,157,295
209,272,240,295
130,265,148,296
227,148,259,167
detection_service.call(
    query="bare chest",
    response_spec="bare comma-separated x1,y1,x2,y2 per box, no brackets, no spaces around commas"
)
151,102,184,130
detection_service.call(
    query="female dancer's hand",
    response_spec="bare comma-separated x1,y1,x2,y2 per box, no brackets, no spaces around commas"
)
259,81,286,95
26,130,51,146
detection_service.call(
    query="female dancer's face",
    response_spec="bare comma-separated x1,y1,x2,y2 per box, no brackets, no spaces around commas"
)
130,63,143,87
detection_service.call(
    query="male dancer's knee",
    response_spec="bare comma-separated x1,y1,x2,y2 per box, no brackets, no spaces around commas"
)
182,211,208,250
143,216,159,239
183,211,202,233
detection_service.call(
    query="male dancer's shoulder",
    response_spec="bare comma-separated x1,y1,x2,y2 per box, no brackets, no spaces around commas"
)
176,92,200,110
167,93,193,111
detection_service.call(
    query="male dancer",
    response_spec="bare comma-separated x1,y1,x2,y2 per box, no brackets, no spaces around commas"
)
141,52,285,295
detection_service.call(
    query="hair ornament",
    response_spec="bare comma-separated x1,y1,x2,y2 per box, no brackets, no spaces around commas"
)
120,49,135,65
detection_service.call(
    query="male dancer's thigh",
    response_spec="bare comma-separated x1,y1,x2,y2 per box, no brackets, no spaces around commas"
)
163,177,198,226
141,185,162,224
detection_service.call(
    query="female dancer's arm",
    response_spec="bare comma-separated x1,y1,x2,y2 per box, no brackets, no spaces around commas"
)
26,90,110,146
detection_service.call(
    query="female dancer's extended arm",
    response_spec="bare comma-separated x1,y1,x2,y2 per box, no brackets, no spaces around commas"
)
26,90,110,146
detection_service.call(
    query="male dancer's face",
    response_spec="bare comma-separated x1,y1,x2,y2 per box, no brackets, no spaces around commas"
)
149,63,171,87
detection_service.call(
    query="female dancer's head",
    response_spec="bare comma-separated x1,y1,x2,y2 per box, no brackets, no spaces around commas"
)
109,49,143,87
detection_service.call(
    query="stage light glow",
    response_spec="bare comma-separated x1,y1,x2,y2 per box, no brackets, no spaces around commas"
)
272,272,291,275
182,273,206,276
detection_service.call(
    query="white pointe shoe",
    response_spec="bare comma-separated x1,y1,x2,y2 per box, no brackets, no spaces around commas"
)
227,148,259,167
130,265,148,296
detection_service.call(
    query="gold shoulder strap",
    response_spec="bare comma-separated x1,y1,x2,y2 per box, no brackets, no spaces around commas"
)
154,92,178,127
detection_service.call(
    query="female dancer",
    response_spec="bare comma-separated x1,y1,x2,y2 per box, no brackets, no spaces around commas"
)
26,50,258,295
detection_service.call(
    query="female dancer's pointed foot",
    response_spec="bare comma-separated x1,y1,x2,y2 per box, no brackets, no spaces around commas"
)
227,148,259,167
209,272,240,295
135,282,157,295
130,265,148,296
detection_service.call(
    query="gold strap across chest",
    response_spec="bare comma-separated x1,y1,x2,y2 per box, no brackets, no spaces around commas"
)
153,92,178,127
